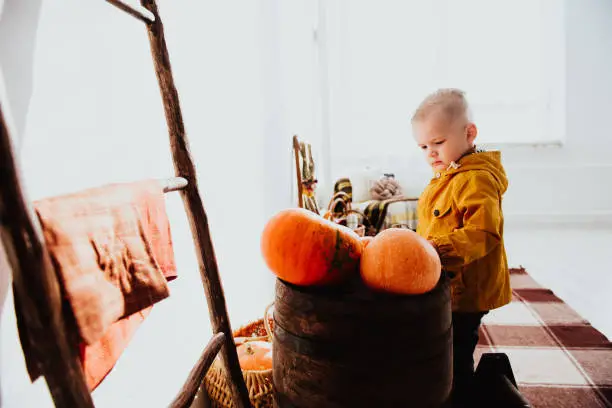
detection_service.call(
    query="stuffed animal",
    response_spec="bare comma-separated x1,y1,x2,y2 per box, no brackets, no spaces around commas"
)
370,173,403,200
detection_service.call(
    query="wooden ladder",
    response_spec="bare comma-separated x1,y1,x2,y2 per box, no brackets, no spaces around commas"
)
0,1,251,407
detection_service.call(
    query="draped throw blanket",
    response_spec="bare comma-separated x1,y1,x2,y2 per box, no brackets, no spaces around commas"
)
15,179,177,390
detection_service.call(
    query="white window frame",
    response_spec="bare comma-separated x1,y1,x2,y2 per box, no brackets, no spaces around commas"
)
316,0,566,156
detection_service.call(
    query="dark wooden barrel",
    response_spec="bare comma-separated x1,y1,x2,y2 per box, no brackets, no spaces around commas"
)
272,275,452,408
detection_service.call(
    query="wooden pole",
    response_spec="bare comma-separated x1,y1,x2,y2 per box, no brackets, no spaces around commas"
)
139,1,251,406
162,176,188,193
106,0,155,24
169,332,225,408
0,103,94,407
293,135,304,208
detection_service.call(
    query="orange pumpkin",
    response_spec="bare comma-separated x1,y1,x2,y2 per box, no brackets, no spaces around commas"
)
261,208,363,286
360,228,441,295
360,236,374,248
236,341,273,371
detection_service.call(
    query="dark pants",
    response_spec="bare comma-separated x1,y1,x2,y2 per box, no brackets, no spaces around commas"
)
451,311,488,407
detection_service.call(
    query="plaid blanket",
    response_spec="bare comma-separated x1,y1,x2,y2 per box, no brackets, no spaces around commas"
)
15,179,177,390
478,268,612,407
332,177,352,214
332,178,419,233
352,199,419,232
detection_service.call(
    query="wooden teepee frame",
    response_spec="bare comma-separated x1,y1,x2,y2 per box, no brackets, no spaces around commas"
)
0,1,251,407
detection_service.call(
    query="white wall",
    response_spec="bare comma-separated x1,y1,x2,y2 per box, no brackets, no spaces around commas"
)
321,0,612,224
0,0,313,406
0,0,42,140
500,0,612,224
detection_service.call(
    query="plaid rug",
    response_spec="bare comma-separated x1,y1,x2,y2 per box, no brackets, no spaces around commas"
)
477,268,612,407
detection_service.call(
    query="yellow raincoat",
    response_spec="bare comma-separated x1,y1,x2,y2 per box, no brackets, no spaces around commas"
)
417,151,511,312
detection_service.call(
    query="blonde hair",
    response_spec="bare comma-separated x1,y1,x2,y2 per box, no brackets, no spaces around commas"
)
411,88,472,125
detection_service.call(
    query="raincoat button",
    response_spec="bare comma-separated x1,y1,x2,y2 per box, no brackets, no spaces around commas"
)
433,209,440,217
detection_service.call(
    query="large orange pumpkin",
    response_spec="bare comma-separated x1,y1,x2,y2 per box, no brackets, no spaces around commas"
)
261,208,362,286
236,341,273,371
360,228,441,295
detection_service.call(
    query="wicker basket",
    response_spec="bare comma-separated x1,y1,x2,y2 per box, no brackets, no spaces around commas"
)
204,305,275,408
324,191,371,236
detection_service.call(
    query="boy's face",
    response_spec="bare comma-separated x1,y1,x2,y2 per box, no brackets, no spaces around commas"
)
412,114,477,171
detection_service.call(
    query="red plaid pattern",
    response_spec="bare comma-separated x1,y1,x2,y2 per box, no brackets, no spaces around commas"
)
33,179,175,345
477,268,612,407
16,179,177,391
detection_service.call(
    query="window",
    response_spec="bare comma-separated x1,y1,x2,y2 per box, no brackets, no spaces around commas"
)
320,0,565,159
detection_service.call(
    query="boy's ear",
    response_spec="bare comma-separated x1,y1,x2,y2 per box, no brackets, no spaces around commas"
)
466,123,478,144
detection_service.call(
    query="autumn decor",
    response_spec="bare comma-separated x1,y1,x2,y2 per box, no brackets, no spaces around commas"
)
204,306,275,408
360,228,441,295
236,341,273,371
261,208,362,286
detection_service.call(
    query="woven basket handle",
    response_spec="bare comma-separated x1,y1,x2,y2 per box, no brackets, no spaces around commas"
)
327,191,351,211
234,302,275,345
263,301,274,341
324,191,352,222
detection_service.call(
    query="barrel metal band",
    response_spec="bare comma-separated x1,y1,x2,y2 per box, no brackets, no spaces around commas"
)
273,318,452,363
